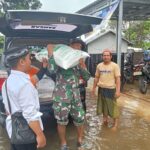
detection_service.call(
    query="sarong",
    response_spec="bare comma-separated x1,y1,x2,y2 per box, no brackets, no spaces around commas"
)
97,87,119,118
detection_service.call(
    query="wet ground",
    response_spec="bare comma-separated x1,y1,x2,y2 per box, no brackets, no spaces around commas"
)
1,79,150,150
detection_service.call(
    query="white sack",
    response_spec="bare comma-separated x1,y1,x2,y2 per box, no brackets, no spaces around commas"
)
53,44,90,70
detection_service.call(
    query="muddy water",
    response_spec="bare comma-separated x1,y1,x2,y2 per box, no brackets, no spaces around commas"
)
1,83,150,150
0,126,10,150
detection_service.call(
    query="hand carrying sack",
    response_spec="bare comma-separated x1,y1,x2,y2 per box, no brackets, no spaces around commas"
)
5,80,36,144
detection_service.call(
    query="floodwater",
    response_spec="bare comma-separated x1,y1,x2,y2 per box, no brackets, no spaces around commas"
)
1,81,150,150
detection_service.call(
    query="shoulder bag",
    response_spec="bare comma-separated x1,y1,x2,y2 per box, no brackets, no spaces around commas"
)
5,80,36,144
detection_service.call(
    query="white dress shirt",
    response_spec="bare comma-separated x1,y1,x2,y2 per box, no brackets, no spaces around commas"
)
2,70,43,138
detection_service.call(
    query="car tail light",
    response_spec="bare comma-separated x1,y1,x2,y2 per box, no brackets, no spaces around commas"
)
0,71,8,92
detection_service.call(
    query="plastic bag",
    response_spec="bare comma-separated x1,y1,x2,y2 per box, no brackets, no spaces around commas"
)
35,49,48,62
53,44,90,70
36,76,55,99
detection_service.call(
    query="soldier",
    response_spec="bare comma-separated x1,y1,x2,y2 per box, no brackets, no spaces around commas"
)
47,43,90,150
69,38,88,112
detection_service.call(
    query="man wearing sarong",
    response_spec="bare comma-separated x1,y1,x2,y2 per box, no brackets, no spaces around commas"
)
92,49,121,130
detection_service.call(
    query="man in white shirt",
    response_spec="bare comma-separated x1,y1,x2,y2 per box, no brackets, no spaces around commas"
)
2,47,46,150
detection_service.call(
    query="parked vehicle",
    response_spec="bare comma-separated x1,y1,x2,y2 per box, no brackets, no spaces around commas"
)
124,49,134,83
139,50,150,94
123,49,144,85
0,70,7,94
0,10,101,118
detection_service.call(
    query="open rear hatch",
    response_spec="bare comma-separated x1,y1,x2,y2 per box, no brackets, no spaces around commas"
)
0,10,102,39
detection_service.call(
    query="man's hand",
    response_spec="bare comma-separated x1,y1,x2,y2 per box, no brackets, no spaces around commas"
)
115,91,120,98
47,44,54,57
36,132,46,148
42,58,48,68
79,58,86,69
29,121,46,149
91,88,96,100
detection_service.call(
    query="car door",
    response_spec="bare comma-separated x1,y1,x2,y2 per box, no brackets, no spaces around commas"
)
0,10,102,52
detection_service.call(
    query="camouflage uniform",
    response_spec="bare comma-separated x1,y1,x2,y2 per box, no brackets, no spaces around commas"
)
48,56,90,126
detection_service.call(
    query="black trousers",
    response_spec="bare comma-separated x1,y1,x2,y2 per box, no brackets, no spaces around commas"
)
11,143,37,150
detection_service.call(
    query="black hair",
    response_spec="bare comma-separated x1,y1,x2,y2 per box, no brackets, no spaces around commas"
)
69,38,87,51
7,53,28,68
4,46,29,68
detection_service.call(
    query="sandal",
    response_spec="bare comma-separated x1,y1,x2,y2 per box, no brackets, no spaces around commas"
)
60,145,69,150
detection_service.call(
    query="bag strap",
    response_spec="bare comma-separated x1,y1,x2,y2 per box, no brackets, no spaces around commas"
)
5,80,12,114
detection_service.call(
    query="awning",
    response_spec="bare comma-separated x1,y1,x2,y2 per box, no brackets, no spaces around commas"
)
77,0,150,21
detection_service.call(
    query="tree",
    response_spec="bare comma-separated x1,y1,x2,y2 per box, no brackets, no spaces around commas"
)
0,0,42,15
124,21,150,49
0,0,42,53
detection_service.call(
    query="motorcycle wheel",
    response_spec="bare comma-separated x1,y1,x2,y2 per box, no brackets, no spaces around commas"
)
139,76,147,94
124,70,134,84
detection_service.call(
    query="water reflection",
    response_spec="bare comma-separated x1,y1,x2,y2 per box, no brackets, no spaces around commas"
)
81,88,150,150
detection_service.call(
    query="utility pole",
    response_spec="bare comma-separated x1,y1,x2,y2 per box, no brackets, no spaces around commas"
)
116,0,123,67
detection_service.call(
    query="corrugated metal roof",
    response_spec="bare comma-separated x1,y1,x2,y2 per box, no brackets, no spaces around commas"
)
77,0,150,21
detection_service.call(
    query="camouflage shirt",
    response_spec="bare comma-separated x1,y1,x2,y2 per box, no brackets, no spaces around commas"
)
48,56,90,103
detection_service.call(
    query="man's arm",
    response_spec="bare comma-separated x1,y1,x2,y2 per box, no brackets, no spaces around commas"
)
30,58,48,85
47,44,58,73
78,58,91,81
114,64,121,98
29,121,46,148
115,76,121,98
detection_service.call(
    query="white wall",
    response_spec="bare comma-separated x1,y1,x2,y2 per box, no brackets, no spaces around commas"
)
87,33,128,54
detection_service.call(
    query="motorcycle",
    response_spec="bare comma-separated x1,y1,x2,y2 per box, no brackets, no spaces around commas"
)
139,62,150,94
139,50,150,94
123,50,134,83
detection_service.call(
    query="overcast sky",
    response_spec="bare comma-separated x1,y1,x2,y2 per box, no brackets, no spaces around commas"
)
40,0,96,13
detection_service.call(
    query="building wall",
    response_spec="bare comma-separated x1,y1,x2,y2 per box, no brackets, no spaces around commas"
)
87,33,128,54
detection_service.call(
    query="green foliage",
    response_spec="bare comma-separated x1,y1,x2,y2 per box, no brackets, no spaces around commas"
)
0,0,42,54
124,21,150,49
0,0,42,14
0,36,4,54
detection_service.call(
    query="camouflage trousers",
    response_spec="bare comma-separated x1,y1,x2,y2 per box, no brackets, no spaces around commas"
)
52,99,85,126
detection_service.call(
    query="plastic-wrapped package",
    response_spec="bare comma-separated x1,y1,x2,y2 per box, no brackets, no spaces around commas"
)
53,44,89,70
36,76,55,100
